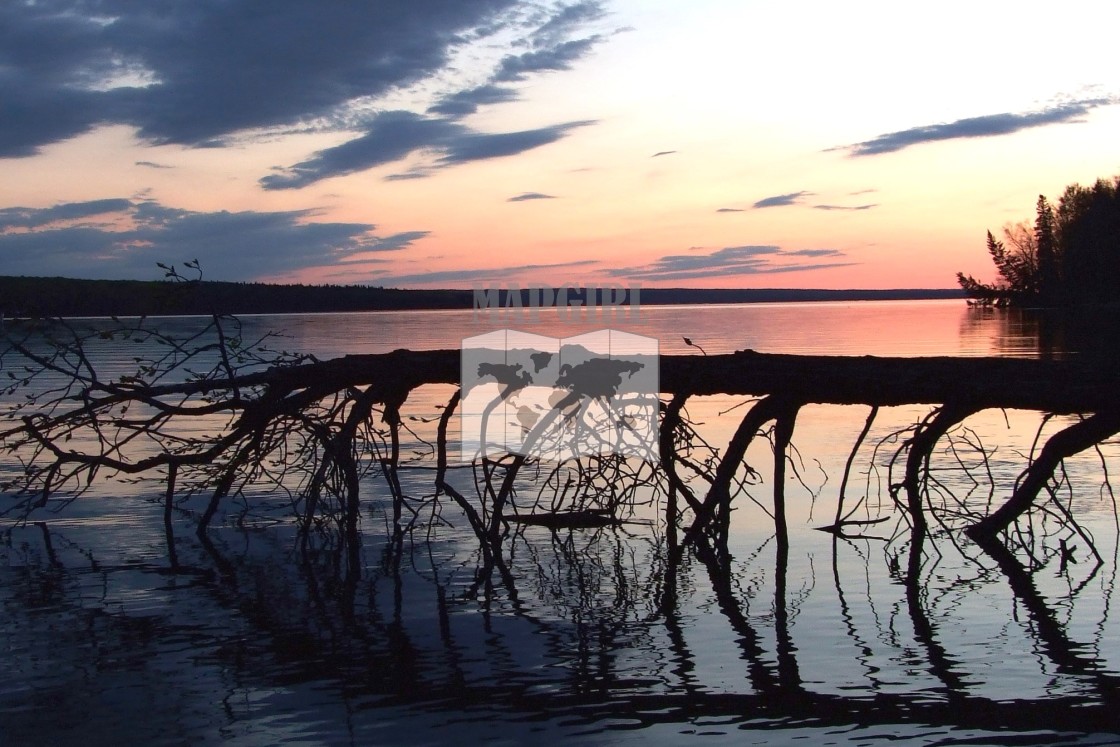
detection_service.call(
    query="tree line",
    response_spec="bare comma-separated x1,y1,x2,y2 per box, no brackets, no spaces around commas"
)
0,276,475,318
958,175,1120,307
0,275,962,319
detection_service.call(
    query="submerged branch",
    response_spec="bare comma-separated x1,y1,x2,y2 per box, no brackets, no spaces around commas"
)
4,318,1119,571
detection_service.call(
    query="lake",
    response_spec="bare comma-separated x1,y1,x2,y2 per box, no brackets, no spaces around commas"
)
3,299,1120,745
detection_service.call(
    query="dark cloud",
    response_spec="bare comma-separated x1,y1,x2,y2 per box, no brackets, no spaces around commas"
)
784,249,844,257
843,98,1117,156
437,121,594,165
0,80,103,158
652,150,677,158
752,191,812,209
610,245,852,281
0,199,424,280
427,84,519,117
495,37,602,82
0,198,133,229
529,1,607,46
716,208,744,213
491,2,608,83
0,1,517,155
425,2,607,118
135,161,173,169
260,111,464,189
373,260,598,287
508,193,557,202
261,114,593,189
0,0,609,172
813,203,877,211
385,168,436,182
339,231,431,256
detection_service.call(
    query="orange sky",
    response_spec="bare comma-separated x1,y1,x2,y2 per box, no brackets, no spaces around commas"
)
2,1,1119,289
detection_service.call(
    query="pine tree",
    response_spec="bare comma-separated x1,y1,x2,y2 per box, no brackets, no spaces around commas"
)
1034,195,1058,305
958,174,1120,307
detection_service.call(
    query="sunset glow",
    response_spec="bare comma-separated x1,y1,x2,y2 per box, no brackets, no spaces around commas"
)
2,0,1119,289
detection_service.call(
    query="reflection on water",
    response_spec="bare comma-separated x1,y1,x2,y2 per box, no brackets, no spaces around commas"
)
4,486,1120,745
4,301,1120,744
961,304,1120,361
247,299,1044,358
960,306,1044,358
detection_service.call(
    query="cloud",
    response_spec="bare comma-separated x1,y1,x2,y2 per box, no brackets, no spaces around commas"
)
0,198,134,229
373,260,599,287
508,193,557,202
784,249,844,257
0,199,424,280
843,98,1117,156
262,114,593,189
495,37,603,82
0,1,610,173
385,167,436,182
813,203,877,211
529,1,607,47
752,191,812,209
0,2,513,155
260,112,464,189
651,150,677,158
135,160,172,169
716,208,744,213
427,84,519,117
611,245,852,281
342,230,431,254
425,3,609,118
748,192,877,212
438,121,594,165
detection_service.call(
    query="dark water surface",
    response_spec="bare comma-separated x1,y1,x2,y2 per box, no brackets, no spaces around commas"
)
3,301,1120,745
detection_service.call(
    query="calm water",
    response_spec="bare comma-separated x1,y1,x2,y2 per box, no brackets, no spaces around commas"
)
230,298,1043,358
3,300,1120,745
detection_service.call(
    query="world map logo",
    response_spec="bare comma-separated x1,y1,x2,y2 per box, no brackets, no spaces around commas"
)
460,329,659,463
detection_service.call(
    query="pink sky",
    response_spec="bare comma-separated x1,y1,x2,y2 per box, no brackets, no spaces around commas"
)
2,1,1119,289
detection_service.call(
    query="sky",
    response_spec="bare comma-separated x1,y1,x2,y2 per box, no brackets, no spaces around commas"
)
2,0,1119,290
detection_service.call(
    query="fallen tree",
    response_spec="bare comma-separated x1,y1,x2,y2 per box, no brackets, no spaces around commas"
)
2,316,1118,569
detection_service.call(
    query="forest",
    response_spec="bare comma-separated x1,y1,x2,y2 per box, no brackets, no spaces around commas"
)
0,274,475,317
958,174,1120,307
0,273,960,319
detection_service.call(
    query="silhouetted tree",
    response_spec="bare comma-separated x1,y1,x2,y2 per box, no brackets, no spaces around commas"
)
956,229,1036,306
1056,176,1120,306
1035,195,1058,304
958,174,1120,307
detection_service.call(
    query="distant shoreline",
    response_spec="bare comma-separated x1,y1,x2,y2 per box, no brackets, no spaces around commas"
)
0,275,964,319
